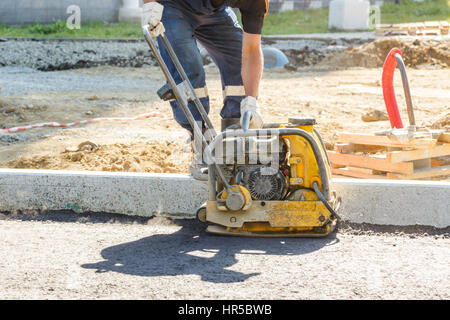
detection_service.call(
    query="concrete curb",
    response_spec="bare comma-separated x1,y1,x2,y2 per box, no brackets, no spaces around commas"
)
0,169,206,219
0,169,449,227
334,179,450,227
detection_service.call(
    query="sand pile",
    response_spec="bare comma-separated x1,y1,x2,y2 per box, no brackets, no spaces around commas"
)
431,113,450,130
283,47,326,68
321,38,450,68
4,140,191,173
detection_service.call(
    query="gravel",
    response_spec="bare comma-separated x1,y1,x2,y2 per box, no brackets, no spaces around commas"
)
0,38,157,71
0,37,353,73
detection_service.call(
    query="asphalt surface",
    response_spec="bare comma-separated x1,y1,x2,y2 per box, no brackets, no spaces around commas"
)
0,212,449,300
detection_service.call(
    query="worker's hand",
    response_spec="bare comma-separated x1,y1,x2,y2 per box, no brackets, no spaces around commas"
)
240,96,263,129
142,2,165,37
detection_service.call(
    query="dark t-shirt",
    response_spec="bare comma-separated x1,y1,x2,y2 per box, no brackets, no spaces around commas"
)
213,0,268,34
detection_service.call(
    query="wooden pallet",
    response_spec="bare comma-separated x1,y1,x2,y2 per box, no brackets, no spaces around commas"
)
328,131,450,180
376,21,449,36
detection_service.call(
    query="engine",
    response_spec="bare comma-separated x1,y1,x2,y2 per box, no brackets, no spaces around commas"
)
217,134,289,201
239,166,287,200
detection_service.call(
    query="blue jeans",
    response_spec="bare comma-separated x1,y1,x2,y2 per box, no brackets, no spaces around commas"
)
157,0,245,131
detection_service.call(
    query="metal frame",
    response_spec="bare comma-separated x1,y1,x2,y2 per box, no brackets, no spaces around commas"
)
394,53,416,127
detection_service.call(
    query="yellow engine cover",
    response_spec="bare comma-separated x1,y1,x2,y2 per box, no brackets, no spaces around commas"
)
281,123,332,191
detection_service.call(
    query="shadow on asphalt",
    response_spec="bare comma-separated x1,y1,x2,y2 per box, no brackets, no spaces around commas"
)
81,220,339,284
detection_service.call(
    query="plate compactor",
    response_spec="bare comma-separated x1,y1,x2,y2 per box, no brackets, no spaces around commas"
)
143,25,341,237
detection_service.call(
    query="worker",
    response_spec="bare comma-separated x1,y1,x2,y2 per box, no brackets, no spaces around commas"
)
142,0,267,131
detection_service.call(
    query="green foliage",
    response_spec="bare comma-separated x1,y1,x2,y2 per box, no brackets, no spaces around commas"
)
262,8,330,34
27,20,68,35
380,0,450,24
251,0,449,35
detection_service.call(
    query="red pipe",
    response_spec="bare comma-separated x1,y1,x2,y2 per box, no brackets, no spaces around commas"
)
382,48,404,129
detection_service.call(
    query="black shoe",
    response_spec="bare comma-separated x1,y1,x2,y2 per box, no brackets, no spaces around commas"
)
221,118,240,131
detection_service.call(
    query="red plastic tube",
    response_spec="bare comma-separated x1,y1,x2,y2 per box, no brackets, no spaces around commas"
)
382,48,404,129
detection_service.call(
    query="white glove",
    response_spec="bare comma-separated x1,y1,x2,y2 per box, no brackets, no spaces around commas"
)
240,96,263,129
142,2,165,37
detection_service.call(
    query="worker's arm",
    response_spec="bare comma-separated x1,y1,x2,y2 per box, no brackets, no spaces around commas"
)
239,33,264,129
238,1,268,129
240,32,264,129
241,32,263,98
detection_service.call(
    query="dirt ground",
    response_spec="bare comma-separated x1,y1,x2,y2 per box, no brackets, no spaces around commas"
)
1,66,449,174
0,38,449,175
0,212,449,300
321,37,450,69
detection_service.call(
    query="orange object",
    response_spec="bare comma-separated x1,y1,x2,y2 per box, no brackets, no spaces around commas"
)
382,48,404,129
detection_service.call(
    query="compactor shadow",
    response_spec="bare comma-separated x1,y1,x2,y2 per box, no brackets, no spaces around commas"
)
82,220,338,284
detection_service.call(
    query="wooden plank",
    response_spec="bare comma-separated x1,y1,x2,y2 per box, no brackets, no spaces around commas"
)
429,129,445,139
338,133,437,149
391,30,409,36
386,173,402,180
332,167,387,180
387,143,450,163
345,167,376,174
331,174,348,179
431,158,450,167
334,143,386,154
387,165,450,180
328,151,414,175
441,21,449,34
424,21,440,29
414,22,426,29
377,21,448,36
408,24,420,35
417,29,441,36
438,133,450,143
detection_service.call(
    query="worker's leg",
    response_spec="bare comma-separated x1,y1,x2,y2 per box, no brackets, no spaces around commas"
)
194,7,245,123
157,1,209,131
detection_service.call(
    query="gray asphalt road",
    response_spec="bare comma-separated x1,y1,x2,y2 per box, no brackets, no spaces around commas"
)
0,212,449,300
